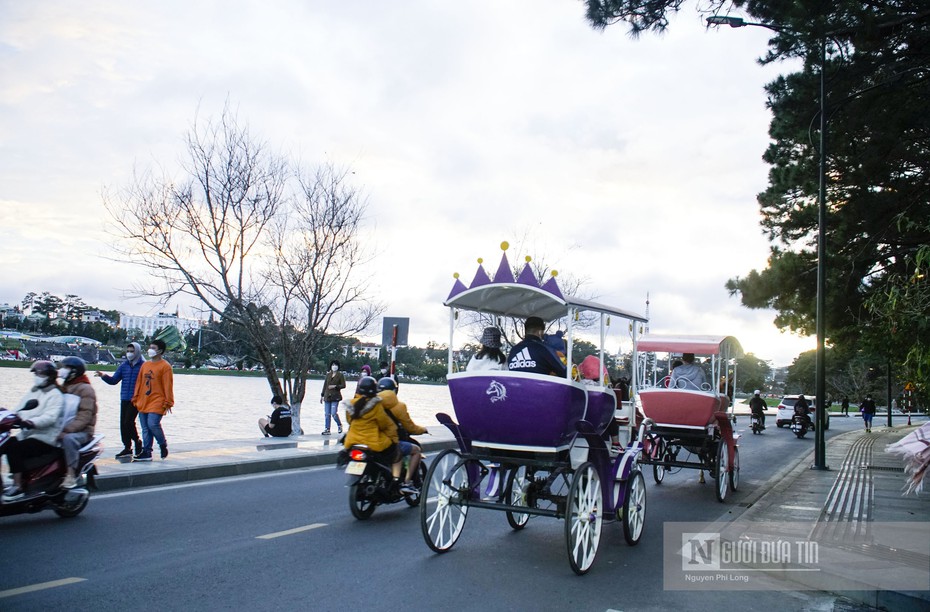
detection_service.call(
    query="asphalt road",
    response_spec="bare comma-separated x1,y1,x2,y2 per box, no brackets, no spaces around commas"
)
0,417,871,611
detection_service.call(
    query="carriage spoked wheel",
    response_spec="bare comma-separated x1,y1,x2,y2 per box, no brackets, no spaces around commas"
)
421,449,470,552
729,446,740,493
715,441,730,502
505,465,530,530
622,469,646,545
650,436,667,484
565,462,603,575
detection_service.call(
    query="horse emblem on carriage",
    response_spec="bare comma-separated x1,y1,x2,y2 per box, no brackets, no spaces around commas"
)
485,380,507,403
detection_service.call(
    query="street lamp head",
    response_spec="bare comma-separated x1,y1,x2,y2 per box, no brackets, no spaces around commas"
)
706,16,746,28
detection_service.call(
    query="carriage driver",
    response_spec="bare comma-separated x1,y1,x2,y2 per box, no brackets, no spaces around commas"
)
507,316,567,377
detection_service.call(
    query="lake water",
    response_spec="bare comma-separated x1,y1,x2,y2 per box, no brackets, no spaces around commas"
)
0,367,453,445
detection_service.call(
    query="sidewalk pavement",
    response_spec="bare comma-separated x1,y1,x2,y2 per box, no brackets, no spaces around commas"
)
93,429,460,491
714,422,930,611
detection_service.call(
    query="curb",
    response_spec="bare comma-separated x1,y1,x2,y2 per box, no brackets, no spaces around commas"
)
94,438,459,492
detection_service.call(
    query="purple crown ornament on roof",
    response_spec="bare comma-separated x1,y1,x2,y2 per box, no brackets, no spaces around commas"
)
446,241,564,300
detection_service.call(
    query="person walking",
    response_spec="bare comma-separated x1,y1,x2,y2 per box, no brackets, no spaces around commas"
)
320,359,346,435
132,339,174,461
841,395,850,417
96,342,144,458
58,357,98,488
860,394,876,433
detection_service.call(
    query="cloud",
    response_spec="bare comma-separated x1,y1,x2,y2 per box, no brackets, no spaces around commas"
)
0,1,811,366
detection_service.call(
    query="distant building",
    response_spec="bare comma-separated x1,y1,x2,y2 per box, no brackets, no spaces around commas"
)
81,310,114,325
118,312,201,336
354,344,382,361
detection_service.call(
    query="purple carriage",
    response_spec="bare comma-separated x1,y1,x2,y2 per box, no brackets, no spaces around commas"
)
420,245,649,575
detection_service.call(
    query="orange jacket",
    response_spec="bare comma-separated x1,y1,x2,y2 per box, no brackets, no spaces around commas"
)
132,359,174,414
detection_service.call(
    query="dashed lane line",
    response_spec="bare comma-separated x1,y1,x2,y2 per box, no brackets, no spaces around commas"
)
0,577,86,599
256,523,327,539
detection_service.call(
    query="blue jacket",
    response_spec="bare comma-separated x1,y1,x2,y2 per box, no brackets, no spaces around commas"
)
101,342,146,400
507,336,567,377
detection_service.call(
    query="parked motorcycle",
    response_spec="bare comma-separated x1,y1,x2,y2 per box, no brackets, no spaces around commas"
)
790,413,810,439
0,408,104,519
750,414,764,434
342,442,428,520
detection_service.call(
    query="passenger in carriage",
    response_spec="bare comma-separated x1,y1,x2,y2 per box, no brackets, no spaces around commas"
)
466,327,506,371
506,316,567,377
669,353,706,391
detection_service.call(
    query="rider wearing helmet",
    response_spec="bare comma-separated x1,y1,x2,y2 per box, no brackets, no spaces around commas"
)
342,376,399,469
1,361,65,502
377,377,428,495
749,389,767,430
58,357,98,489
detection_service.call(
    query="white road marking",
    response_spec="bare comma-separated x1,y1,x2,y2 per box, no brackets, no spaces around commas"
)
0,577,86,599
96,464,333,499
256,523,327,539
780,505,821,512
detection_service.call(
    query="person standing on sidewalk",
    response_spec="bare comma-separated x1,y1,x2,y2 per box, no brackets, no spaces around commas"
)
96,342,144,458
58,357,98,488
132,339,174,461
841,395,850,416
320,359,345,435
860,394,876,433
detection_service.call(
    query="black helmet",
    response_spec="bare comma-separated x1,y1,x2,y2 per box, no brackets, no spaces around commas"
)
30,360,57,379
58,356,86,382
357,376,379,398
377,377,397,392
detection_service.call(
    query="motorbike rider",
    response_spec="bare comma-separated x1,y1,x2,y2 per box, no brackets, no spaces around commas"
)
342,376,401,487
58,357,98,489
794,394,813,429
2,360,65,502
377,377,428,495
749,389,767,430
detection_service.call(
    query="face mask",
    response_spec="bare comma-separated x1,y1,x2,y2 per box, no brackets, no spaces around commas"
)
148,349,158,358
381,369,388,375
126,351,135,360
331,365,338,372
34,375,47,386
58,368,70,380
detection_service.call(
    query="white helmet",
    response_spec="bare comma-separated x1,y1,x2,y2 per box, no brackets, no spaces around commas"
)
754,389,761,395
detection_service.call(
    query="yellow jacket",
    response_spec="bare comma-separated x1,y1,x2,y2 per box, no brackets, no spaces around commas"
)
377,390,427,436
343,394,397,452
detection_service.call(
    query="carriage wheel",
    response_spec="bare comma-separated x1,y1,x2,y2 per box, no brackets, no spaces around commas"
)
505,465,530,530
622,470,646,546
421,449,469,553
729,446,740,493
715,441,729,503
565,462,603,575
649,436,666,485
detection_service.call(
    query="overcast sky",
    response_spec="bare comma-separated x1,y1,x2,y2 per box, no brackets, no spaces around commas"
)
0,1,814,366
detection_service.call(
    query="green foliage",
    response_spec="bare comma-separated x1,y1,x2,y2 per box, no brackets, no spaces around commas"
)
735,353,772,393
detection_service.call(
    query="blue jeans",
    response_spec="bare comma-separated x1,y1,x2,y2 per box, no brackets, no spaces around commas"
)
139,412,167,451
61,431,92,470
323,401,342,431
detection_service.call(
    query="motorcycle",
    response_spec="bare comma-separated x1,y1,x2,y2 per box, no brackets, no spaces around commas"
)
0,408,104,519
790,413,810,439
342,441,428,520
750,414,764,434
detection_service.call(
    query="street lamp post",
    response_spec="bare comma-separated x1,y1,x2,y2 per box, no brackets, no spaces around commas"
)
708,15,829,469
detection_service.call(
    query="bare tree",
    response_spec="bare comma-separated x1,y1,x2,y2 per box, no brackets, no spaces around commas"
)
104,104,381,435
268,164,383,435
